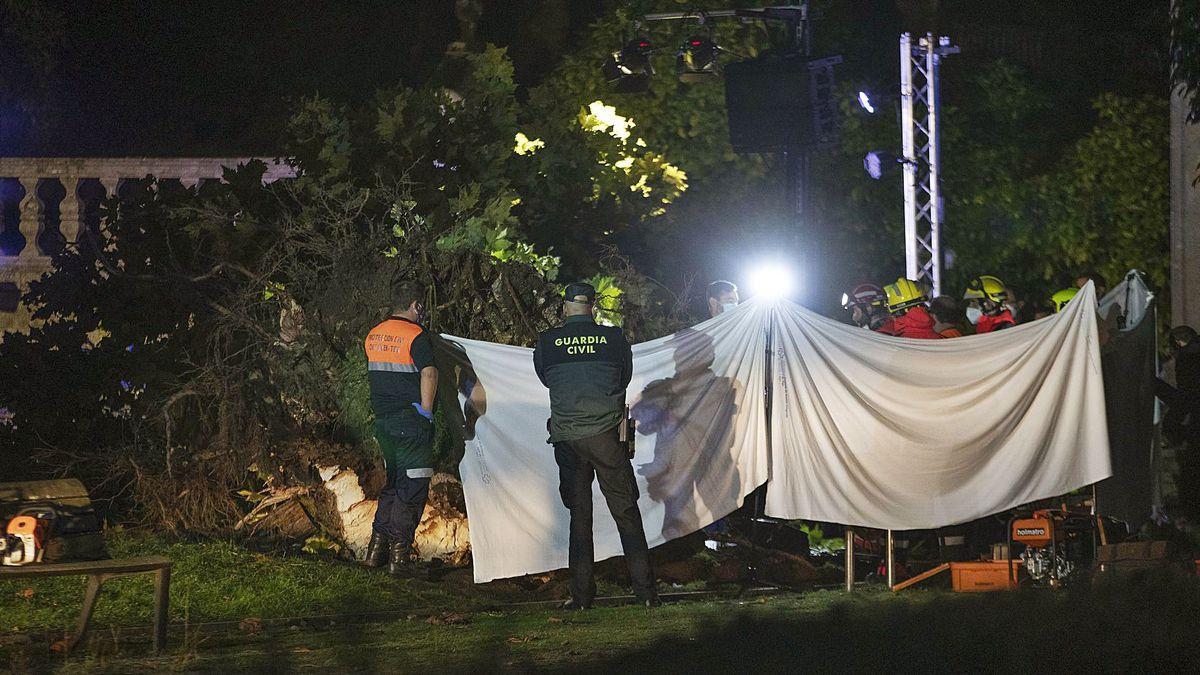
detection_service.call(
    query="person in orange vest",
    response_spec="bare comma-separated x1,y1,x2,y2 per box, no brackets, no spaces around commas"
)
880,278,944,339
362,283,439,577
962,275,1016,333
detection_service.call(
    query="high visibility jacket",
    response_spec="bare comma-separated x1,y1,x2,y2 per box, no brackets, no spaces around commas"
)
533,315,633,443
879,306,944,340
364,316,434,419
976,310,1016,334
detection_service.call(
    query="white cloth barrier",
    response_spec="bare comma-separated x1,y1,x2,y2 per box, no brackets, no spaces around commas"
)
448,301,770,583
765,284,1111,529
449,284,1111,581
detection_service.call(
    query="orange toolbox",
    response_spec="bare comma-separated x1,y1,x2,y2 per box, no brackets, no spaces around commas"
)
949,560,1024,592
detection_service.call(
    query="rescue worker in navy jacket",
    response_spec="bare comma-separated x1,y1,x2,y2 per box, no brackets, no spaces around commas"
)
533,282,660,609
362,283,438,577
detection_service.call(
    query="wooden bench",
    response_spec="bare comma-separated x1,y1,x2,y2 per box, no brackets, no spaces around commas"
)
0,556,172,652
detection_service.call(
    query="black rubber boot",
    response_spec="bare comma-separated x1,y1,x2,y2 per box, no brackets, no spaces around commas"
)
388,542,412,577
363,533,389,568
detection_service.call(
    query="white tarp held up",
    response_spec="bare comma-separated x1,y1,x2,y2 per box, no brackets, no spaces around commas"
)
1099,270,1154,329
449,284,1111,581
765,283,1112,529
447,301,770,583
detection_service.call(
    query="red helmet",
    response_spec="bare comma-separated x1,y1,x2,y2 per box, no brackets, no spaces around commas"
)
841,283,886,310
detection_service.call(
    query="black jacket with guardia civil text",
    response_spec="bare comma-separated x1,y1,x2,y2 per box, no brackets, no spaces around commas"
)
533,314,633,443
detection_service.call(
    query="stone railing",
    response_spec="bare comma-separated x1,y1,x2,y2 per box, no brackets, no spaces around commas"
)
0,157,295,336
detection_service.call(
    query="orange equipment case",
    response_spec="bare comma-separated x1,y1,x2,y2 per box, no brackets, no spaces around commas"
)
949,560,1023,592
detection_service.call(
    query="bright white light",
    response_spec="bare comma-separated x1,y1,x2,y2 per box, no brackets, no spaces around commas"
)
746,262,796,299
857,91,875,114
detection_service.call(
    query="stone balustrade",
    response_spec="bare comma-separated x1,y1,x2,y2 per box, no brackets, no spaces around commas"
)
0,157,295,337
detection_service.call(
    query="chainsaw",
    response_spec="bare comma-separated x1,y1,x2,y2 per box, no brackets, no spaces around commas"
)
0,509,54,566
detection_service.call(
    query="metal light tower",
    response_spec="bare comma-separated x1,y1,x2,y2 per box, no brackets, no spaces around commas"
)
900,33,957,296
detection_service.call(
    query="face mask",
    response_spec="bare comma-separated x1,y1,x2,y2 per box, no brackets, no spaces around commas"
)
721,302,739,314
966,307,982,325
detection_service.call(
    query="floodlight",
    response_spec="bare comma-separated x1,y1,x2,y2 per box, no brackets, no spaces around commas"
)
857,91,875,113
677,35,720,83
746,262,796,299
603,37,655,92
863,150,900,180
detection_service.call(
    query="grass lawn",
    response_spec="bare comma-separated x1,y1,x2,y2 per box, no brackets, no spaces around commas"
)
4,531,1200,672
0,529,476,635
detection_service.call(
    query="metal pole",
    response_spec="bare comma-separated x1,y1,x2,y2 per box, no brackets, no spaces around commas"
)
759,307,774,523
749,302,776,583
886,529,896,588
900,33,956,293
845,527,855,591
900,33,919,282
925,34,943,297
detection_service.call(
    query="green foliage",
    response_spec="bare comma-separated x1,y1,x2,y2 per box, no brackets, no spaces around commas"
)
1033,95,1170,305
518,1,774,271
795,522,845,555
824,60,1168,315
586,274,624,326
0,44,695,535
1173,0,1200,123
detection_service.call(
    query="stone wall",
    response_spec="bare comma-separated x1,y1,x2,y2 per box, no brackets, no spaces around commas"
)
0,157,295,337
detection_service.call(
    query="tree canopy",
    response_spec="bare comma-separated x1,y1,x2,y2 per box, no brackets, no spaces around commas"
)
0,46,687,532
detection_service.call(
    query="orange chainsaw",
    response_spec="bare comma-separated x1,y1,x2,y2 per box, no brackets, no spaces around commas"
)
0,510,53,566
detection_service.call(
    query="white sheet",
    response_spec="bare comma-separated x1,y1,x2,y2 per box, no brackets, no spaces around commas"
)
764,284,1112,529
450,284,1111,581
449,301,770,583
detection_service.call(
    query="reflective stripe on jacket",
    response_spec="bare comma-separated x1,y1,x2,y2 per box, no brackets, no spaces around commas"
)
365,317,434,418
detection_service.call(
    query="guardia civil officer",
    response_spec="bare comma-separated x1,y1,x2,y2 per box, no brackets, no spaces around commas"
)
533,282,660,609
362,283,438,578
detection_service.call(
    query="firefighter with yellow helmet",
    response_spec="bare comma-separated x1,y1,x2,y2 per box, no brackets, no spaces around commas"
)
880,278,944,339
1051,287,1079,313
963,275,1016,333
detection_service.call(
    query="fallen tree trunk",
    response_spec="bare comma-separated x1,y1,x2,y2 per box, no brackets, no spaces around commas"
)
319,466,470,565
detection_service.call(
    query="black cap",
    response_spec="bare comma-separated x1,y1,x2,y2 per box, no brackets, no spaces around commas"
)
563,282,596,304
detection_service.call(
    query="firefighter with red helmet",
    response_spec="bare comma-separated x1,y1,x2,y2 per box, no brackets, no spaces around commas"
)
841,284,891,332
880,278,944,339
963,275,1017,333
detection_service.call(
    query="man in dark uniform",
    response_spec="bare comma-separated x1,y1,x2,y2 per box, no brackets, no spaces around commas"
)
362,283,438,577
533,282,660,609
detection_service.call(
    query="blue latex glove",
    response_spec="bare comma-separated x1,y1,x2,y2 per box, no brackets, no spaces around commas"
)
412,402,433,421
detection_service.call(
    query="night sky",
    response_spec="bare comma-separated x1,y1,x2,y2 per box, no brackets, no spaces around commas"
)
0,0,605,156
0,1,1162,158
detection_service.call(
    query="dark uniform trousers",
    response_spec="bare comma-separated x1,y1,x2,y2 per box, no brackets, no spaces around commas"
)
554,426,655,605
371,416,433,548
374,470,431,547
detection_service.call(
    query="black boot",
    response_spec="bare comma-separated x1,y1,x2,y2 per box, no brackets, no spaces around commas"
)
388,542,412,577
363,533,389,568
